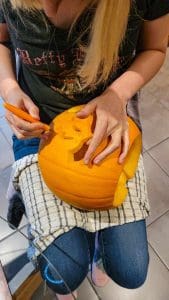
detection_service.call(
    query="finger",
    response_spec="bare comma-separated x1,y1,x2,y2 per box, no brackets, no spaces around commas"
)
93,132,122,164
16,128,45,137
10,123,45,140
6,113,45,132
76,100,97,118
6,114,48,139
118,129,130,164
10,124,26,140
83,116,108,164
23,98,40,120
12,121,48,138
86,138,92,146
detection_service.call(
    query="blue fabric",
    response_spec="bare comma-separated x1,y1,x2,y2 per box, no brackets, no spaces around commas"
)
38,220,149,294
12,135,40,161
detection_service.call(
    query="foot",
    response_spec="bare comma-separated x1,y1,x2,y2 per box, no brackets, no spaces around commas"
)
91,261,110,287
91,231,110,287
56,290,77,300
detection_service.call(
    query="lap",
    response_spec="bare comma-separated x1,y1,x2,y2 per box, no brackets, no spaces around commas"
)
37,220,149,292
100,219,148,255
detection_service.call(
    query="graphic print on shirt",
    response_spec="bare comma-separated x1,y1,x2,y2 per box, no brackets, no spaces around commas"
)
16,46,133,99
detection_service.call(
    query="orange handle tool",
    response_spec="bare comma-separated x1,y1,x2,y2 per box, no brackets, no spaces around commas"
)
3,102,50,131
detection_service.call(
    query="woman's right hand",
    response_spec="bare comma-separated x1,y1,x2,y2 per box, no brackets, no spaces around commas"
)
5,86,49,140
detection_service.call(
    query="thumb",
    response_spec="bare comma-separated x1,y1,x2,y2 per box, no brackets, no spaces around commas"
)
23,98,40,120
76,101,97,119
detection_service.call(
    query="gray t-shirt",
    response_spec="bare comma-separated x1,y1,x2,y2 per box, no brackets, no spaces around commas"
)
0,0,169,129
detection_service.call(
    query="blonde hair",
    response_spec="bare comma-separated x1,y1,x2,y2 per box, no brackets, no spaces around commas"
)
10,0,131,87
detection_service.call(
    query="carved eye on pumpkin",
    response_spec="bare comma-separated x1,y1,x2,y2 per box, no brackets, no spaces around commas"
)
53,107,94,162
38,105,142,210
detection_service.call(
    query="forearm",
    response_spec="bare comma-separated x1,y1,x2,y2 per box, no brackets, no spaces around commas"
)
0,44,19,101
108,49,166,103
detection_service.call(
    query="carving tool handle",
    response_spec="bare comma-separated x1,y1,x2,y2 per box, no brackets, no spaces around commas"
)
3,102,50,131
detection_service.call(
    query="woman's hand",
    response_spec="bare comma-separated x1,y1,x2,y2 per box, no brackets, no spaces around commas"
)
76,88,129,165
4,86,49,140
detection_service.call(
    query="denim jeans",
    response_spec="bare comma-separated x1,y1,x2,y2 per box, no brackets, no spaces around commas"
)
38,220,149,294
12,135,40,161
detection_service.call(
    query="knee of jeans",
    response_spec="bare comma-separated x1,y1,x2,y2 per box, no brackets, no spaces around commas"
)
104,254,149,289
38,257,89,294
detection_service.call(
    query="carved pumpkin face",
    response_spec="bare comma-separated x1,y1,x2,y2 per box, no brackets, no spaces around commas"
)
38,105,142,210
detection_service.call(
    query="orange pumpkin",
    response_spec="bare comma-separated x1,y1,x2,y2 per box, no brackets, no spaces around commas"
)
38,105,142,210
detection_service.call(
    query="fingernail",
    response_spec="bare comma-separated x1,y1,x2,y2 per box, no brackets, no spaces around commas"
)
94,159,99,165
84,159,89,165
119,158,124,164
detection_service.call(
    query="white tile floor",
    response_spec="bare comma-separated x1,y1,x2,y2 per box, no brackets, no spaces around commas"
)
0,51,169,299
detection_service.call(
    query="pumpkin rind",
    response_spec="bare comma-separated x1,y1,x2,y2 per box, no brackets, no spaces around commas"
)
38,105,142,210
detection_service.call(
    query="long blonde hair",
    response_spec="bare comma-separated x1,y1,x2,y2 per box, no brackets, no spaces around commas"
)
10,0,131,87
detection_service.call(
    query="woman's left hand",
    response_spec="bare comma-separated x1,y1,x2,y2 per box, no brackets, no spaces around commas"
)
76,88,129,165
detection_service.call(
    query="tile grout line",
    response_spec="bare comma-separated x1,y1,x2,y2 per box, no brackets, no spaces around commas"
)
159,100,169,113
0,163,13,175
148,242,169,272
0,164,13,174
144,136,169,154
146,151,169,179
147,209,169,228
0,224,28,243
0,127,12,148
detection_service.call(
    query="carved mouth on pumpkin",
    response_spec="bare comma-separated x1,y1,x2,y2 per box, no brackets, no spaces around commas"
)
73,136,111,163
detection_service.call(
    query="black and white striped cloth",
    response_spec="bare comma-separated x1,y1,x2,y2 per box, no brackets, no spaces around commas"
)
12,153,150,258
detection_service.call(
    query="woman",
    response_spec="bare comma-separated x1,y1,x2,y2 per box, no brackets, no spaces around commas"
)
0,0,169,299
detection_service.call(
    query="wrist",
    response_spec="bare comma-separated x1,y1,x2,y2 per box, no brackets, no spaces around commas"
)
0,79,20,102
104,84,129,107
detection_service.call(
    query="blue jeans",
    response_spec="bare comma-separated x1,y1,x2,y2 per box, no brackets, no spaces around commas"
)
38,220,149,294
12,135,40,161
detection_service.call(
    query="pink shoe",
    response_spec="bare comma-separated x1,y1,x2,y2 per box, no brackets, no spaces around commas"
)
91,261,110,287
56,290,77,300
